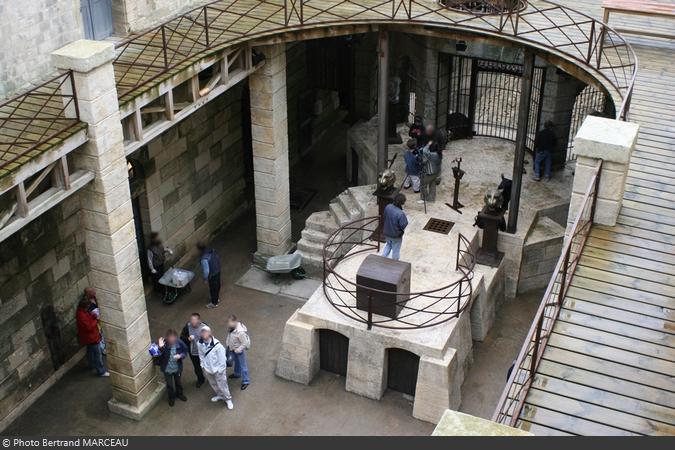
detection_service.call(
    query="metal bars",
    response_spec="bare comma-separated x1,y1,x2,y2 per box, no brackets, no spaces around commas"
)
492,159,603,427
0,71,81,175
111,0,637,120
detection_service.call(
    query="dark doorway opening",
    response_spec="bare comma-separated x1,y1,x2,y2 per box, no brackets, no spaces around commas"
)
319,329,349,376
127,158,149,278
387,348,420,396
350,148,359,186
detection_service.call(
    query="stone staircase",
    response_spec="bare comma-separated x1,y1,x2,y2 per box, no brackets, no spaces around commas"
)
296,188,365,278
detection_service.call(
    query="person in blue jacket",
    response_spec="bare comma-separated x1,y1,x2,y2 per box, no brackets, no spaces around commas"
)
154,329,188,406
197,242,222,309
381,193,408,261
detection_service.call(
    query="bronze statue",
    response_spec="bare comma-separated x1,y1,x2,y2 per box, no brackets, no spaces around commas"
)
377,168,397,193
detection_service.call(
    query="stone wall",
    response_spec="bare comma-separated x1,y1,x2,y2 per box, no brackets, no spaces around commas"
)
0,0,83,98
113,0,208,33
518,217,565,293
0,194,90,423
352,33,378,121
139,85,250,262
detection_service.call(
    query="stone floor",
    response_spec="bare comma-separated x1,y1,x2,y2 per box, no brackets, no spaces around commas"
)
4,211,541,436
4,121,543,435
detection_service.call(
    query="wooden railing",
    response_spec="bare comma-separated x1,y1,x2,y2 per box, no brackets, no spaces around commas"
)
492,159,603,427
112,0,637,119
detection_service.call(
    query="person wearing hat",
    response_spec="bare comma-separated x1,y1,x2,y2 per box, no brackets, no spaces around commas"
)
197,325,233,410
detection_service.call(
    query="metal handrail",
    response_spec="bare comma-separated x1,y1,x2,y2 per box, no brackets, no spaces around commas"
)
112,0,637,120
0,71,80,173
492,159,603,427
321,215,476,330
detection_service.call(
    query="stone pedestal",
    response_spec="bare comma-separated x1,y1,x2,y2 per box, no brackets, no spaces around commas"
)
52,40,163,420
569,116,639,228
249,44,292,257
432,410,533,436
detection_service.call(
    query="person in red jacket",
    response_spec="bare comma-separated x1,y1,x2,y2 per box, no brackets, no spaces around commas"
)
76,297,109,377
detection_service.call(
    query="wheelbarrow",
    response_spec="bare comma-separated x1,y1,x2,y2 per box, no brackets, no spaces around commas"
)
265,253,306,280
158,267,194,304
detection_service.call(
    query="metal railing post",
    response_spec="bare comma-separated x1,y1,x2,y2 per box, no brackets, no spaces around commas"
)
590,162,602,222
558,247,570,305
203,6,210,47
587,20,596,63
367,293,373,330
68,70,80,120
530,317,542,374
161,25,169,69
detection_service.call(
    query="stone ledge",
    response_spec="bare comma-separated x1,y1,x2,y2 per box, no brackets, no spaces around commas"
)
52,40,115,73
432,410,533,436
573,116,639,164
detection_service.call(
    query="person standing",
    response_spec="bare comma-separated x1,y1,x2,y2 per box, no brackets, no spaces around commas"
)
226,315,251,391
198,326,234,410
381,193,408,261
403,139,421,193
419,142,442,203
408,115,424,141
180,313,207,388
154,329,188,407
147,232,173,292
76,297,109,377
533,120,557,181
197,242,221,309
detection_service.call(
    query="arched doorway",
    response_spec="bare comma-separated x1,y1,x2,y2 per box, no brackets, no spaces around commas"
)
387,348,420,396
319,329,349,376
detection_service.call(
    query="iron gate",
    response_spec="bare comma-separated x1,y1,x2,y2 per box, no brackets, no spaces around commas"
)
438,54,546,151
567,85,608,160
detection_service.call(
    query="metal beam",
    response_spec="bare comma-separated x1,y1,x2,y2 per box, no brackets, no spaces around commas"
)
377,29,389,174
507,50,535,234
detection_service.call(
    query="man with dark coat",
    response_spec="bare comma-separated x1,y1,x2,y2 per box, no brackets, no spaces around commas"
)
154,329,188,406
197,242,222,309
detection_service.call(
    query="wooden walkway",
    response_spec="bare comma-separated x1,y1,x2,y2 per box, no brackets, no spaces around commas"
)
516,2,675,435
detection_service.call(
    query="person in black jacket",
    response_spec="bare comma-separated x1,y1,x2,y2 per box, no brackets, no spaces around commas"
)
180,313,207,388
533,120,557,181
154,329,188,406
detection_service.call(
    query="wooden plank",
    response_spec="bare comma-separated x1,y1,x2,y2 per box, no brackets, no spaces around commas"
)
538,359,675,409
547,333,675,377
554,318,675,361
581,246,675,277
575,263,675,299
531,374,675,429
15,182,28,218
566,285,675,322
520,401,636,436
571,274,673,309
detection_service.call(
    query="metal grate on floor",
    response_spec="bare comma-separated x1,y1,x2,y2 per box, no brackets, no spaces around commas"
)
423,218,454,235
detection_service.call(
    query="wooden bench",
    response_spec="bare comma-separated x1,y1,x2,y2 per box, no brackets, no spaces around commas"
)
602,0,675,39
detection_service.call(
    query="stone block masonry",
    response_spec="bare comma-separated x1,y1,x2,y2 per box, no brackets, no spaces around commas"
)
141,85,249,262
250,44,293,257
0,194,89,426
569,116,639,228
0,0,83,98
53,40,163,420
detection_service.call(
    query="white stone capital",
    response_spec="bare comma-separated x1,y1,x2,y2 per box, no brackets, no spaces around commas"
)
52,39,115,73
573,116,639,164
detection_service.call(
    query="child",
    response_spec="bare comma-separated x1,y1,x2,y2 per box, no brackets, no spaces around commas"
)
403,138,421,193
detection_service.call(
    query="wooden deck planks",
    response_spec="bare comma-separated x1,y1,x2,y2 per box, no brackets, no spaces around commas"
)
521,16,675,433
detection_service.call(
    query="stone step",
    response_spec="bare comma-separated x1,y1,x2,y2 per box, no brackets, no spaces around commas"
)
305,210,339,235
297,236,325,255
338,190,361,220
296,250,324,279
301,228,331,245
329,200,350,226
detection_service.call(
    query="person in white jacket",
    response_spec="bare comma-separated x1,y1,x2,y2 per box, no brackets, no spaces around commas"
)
197,326,233,409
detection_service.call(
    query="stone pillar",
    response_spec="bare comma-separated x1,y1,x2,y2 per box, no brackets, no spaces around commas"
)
413,351,459,423
538,66,586,169
52,40,163,419
568,116,639,228
249,44,292,257
345,334,386,400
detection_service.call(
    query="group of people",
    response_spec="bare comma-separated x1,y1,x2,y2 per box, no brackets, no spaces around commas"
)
147,233,223,309
404,115,448,203
152,313,251,408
